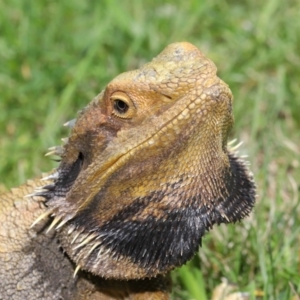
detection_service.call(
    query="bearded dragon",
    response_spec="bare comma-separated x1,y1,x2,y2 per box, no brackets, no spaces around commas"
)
0,42,256,299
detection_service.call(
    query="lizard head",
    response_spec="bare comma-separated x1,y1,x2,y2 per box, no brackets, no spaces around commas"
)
39,42,255,279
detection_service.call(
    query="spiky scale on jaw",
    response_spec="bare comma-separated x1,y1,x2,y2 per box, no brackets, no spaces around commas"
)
41,172,59,181
45,146,64,157
61,137,69,144
88,241,102,255
71,231,82,245
55,218,69,230
36,42,256,281
30,209,54,228
73,265,81,278
46,215,63,233
67,225,76,235
64,119,77,128
72,233,98,251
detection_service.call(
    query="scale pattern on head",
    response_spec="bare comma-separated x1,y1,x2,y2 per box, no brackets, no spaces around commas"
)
37,42,255,279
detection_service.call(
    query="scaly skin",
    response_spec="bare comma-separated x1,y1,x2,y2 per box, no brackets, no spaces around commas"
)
0,178,170,299
0,42,255,299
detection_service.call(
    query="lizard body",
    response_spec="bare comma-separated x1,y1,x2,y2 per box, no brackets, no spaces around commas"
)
0,178,170,299
0,42,255,299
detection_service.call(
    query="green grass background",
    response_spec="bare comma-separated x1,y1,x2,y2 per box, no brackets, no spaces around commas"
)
1,0,299,299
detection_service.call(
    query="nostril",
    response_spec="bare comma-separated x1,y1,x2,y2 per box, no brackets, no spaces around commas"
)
78,152,84,167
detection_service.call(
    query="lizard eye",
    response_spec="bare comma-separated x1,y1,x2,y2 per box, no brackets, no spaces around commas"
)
114,99,129,114
111,92,135,119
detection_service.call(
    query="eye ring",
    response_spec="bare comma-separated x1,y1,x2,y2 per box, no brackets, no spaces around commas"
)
110,91,136,119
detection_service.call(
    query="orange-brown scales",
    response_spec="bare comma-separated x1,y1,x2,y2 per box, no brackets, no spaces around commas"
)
0,42,255,300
